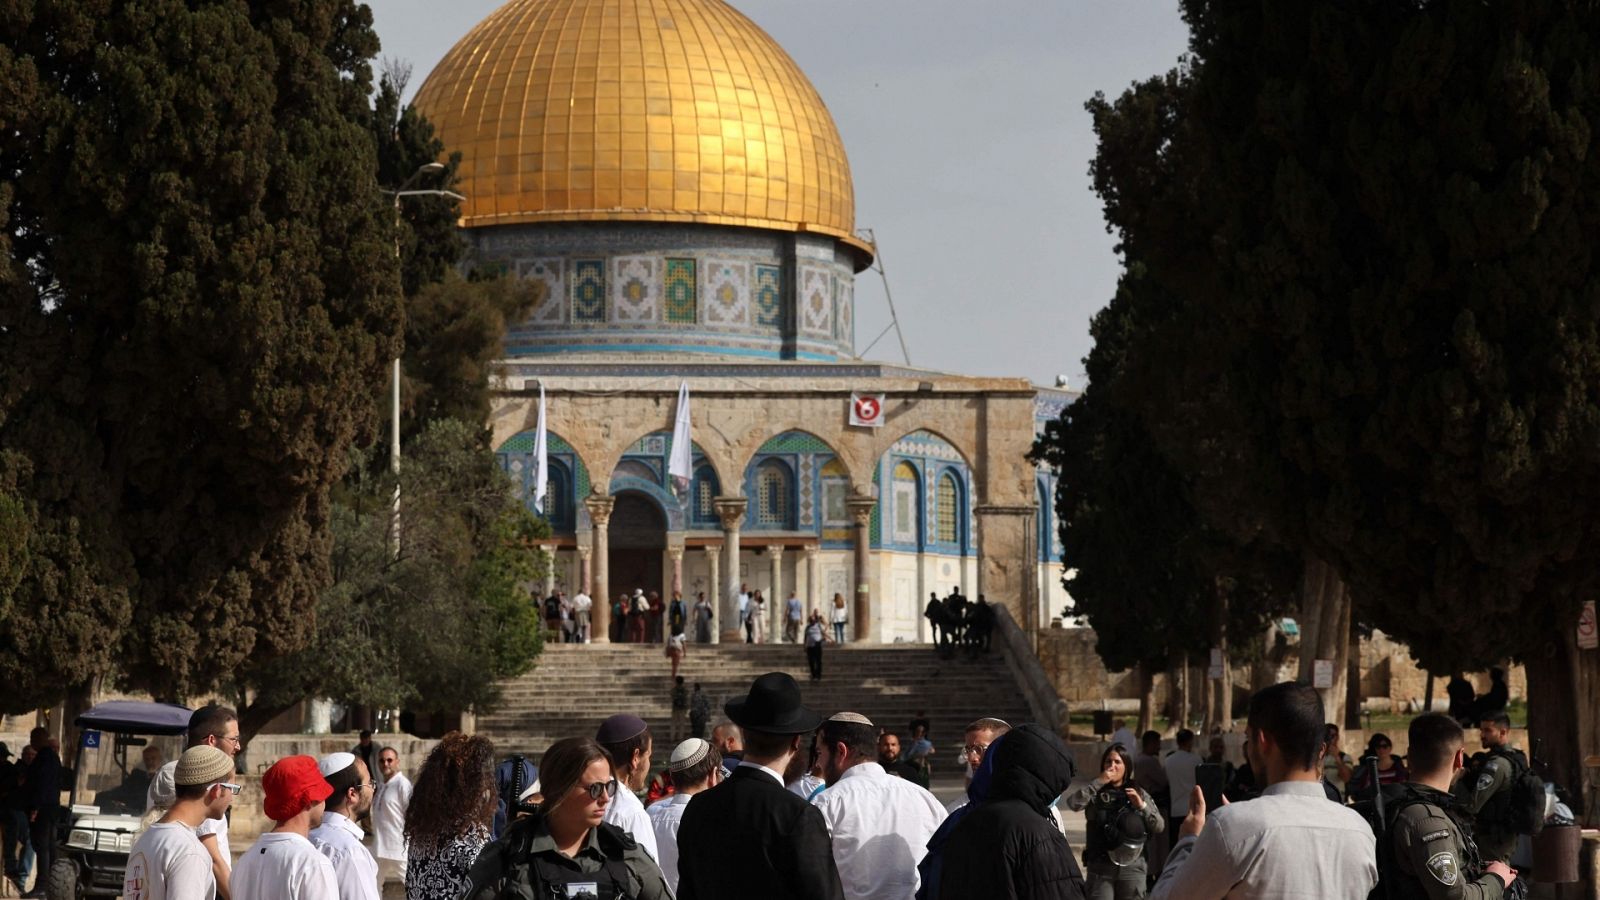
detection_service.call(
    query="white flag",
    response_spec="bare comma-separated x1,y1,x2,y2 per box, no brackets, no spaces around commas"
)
533,384,548,514
668,380,693,497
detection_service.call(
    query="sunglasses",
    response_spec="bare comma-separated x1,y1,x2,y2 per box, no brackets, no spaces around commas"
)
580,780,619,801
213,783,242,795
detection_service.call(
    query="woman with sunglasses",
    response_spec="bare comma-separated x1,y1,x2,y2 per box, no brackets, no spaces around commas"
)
463,737,670,900
1063,744,1164,899
1347,732,1408,797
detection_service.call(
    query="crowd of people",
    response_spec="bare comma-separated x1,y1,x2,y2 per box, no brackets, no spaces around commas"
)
921,587,995,654
1,672,1545,900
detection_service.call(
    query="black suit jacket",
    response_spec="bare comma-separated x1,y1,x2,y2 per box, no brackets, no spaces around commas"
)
676,765,845,900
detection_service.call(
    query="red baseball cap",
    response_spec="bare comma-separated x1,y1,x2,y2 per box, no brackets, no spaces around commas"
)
262,755,334,822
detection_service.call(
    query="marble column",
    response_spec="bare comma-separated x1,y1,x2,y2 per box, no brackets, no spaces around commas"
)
976,503,1037,640
767,545,785,643
667,545,685,641
704,545,721,644
847,494,877,643
544,547,557,598
714,497,748,642
804,544,821,620
585,494,615,643
578,546,592,597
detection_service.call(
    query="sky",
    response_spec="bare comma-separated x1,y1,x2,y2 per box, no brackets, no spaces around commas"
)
368,1,1193,386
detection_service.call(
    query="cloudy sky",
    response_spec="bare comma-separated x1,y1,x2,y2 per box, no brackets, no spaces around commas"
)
369,1,1192,386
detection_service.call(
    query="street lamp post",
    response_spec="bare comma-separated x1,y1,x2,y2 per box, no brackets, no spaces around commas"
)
384,163,465,557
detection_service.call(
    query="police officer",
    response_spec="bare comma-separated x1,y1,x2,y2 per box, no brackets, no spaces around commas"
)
1375,714,1513,899
1451,710,1523,865
1063,744,1164,899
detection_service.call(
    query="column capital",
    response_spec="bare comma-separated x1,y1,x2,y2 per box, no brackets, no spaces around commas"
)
713,496,748,532
668,546,685,562
576,546,592,561
585,492,615,526
703,544,721,560
803,544,820,559
846,494,876,526
765,544,785,559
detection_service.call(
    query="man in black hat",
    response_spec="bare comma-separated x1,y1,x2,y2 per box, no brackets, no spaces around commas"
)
675,672,844,900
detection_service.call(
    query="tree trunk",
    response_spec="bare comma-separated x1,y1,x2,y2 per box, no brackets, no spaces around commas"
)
1253,625,1282,692
1345,616,1363,731
1137,664,1155,734
1216,586,1233,731
238,697,299,758
1423,671,1434,712
1175,651,1190,732
1525,613,1600,807
1296,554,1351,725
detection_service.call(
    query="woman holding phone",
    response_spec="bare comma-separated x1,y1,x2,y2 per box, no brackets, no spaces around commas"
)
1064,744,1165,899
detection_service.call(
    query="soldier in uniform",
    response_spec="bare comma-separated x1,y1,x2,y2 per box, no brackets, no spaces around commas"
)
1451,711,1523,865
1374,714,1514,899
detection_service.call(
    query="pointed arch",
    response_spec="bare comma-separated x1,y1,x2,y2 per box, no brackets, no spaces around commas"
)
495,429,591,534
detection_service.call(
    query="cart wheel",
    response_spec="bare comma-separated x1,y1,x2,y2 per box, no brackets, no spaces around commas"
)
45,860,78,900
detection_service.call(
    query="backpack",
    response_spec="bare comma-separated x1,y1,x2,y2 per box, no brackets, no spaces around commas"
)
1479,748,1545,836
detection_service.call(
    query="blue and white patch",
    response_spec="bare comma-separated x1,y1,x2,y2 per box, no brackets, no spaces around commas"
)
1426,851,1459,886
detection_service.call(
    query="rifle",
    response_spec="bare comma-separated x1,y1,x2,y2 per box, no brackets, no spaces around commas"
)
1364,755,1394,900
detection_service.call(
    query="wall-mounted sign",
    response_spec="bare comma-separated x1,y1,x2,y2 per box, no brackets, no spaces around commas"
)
849,393,885,427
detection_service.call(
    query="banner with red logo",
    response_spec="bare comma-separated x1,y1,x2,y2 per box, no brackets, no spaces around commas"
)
849,393,885,427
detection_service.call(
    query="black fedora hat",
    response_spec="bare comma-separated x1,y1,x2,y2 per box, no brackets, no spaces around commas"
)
725,672,822,735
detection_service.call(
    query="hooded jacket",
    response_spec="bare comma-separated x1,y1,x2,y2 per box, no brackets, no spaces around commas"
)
937,724,1085,900
915,734,1003,900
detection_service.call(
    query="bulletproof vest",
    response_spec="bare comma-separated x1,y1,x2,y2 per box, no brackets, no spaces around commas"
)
478,815,637,900
1081,787,1145,865
1362,784,1484,900
528,850,632,900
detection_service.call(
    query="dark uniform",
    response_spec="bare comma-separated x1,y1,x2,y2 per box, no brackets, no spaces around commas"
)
1385,784,1506,900
1451,748,1524,864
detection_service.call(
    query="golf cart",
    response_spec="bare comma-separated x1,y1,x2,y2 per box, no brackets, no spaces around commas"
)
48,701,192,900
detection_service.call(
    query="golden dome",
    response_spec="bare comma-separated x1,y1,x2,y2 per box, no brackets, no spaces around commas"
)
414,0,871,260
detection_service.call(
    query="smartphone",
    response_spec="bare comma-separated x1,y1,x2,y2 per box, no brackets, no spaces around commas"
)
1196,762,1226,811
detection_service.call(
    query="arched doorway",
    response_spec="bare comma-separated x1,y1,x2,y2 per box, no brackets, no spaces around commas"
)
609,491,666,641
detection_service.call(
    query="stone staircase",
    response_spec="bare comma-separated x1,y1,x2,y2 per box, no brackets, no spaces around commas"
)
475,643,1033,761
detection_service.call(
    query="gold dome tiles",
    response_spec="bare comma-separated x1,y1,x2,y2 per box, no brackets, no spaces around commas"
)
413,0,869,261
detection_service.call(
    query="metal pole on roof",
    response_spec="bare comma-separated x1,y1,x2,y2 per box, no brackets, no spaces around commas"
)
860,228,911,366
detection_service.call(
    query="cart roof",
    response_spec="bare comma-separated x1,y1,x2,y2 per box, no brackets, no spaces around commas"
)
75,701,194,735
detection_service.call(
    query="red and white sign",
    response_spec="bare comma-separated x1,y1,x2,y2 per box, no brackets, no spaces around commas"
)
849,393,885,428
1579,600,1597,650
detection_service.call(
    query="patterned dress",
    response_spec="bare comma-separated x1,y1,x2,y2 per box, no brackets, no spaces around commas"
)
405,827,488,900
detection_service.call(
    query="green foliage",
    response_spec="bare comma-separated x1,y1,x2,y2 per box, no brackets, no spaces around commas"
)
370,72,464,297
233,419,548,738
1097,2,1600,673
405,272,540,440
0,0,401,708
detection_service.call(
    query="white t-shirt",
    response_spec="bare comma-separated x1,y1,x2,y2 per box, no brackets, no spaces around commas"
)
572,592,592,615
125,822,216,900
231,832,340,900
1164,749,1203,817
197,814,230,870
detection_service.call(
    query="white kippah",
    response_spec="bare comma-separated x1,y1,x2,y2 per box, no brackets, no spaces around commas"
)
827,712,874,726
669,738,711,772
317,752,357,778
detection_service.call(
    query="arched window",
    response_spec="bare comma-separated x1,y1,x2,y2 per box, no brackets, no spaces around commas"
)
612,459,659,485
755,460,793,528
936,472,960,544
692,464,719,525
892,461,920,545
536,461,573,532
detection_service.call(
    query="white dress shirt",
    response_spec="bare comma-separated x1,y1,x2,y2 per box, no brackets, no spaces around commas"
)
1151,780,1377,900
645,793,693,894
601,779,660,862
231,832,339,900
308,811,380,900
370,771,411,863
811,762,948,900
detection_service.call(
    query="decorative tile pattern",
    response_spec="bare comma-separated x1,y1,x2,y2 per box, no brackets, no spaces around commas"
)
520,258,565,324
800,265,833,336
757,431,835,454
664,258,696,324
571,259,606,322
798,453,815,526
891,430,966,462
754,265,782,327
836,278,853,346
612,256,659,322
703,260,750,327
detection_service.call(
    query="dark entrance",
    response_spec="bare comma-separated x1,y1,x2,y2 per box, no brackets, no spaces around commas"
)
609,491,666,641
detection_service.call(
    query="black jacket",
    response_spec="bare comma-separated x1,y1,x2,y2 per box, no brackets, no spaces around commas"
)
938,724,1086,900
676,765,845,900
